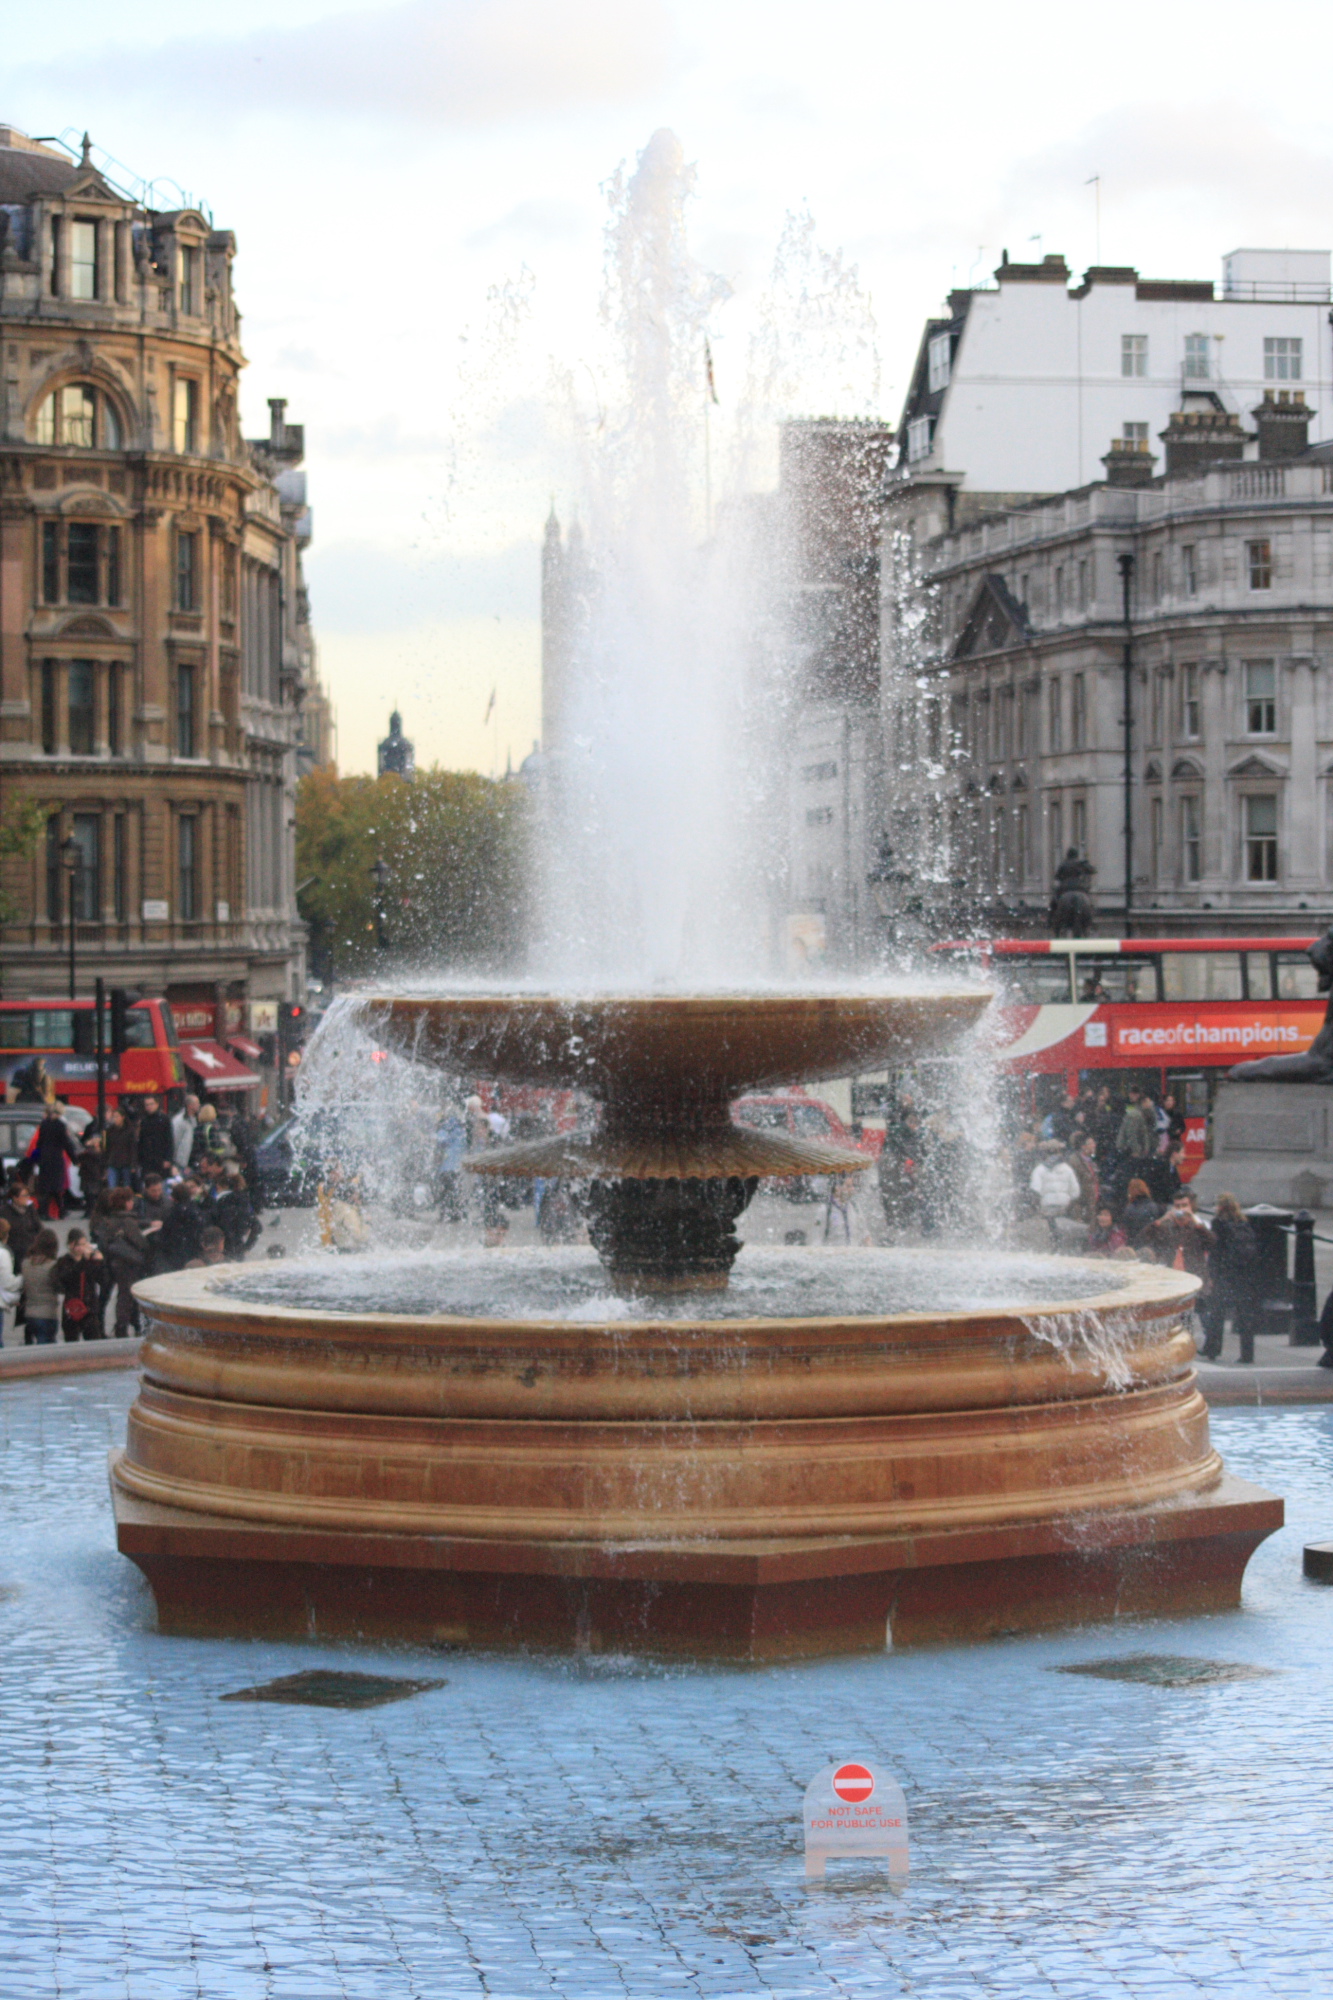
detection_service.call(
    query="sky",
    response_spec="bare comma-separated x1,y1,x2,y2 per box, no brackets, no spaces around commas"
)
10,0,1333,774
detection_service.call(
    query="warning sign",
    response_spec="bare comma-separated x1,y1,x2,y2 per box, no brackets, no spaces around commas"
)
803,1760,908,1881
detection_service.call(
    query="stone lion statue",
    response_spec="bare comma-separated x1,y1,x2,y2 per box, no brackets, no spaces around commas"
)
1230,926,1333,1081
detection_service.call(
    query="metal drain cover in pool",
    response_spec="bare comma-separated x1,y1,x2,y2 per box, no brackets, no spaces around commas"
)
220,1670,446,1709
1056,1653,1275,1689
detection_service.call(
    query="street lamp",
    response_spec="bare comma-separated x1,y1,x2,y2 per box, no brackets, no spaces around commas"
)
370,856,390,952
60,834,81,1000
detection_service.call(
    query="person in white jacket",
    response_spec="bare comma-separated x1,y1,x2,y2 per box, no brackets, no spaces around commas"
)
1029,1148,1081,1243
0,1217,19,1346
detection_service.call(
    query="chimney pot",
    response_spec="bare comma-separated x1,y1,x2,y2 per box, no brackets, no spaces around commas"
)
1252,389,1313,462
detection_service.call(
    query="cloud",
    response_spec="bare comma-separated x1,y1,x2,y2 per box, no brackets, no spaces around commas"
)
22,0,673,128
467,197,590,250
305,538,538,632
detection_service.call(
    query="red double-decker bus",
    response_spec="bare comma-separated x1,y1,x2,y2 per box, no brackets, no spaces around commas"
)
930,936,1324,1175
0,996,184,1114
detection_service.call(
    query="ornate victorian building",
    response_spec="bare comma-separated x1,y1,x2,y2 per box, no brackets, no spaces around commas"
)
0,125,324,1040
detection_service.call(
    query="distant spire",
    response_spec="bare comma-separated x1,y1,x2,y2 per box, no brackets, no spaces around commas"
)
80,132,93,168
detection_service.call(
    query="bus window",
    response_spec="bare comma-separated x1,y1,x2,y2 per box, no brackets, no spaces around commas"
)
1161,952,1243,1000
122,1006,156,1050
0,1012,32,1049
157,1002,180,1048
994,956,1074,1004
1245,952,1274,1000
1276,954,1321,999
1076,956,1159,1003
29,1009,73,1048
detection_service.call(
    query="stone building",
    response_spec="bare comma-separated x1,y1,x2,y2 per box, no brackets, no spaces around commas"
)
0,125,323,1054
883,388,1333,936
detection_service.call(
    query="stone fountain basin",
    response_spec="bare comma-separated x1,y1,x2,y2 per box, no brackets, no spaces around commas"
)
114,1253,1214,1544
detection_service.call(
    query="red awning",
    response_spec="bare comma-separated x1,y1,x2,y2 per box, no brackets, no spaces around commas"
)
227,1034,263,1061
180,1040,261,1092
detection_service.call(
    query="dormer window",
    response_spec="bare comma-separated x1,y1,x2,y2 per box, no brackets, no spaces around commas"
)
70,219,98,300
907,414,933,463
178,245,202,316
35,383,121,449
927,333,952,393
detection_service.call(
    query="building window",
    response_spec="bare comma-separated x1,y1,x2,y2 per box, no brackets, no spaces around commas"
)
176,530,199,611
1245,793,1278,881
45,813,61,922
1148,672,1162,747
66,522,99,605
1152,796,1163,880
48,216,61,298
1122,335,1148,377
34,382,120,449
178,245,202,317
927,331,952,393
70,813,100,921
1071,797,1087,853
106,525,122,607
1182,795,1201,882
906,414,933,463
41,521,59,604
67,660,95,756
1246,660,1277,734
177,663,196,757
1247,539,1272,590
1071,673,1086,749
1049,797,1063,873
107,664,122,757
1264,337,1302,381
1181,663,1200,738
173,377,198,454
1016,804,1029,878
69,219,98,300
112,815,127,923
1123,422,1149,446
1152,551,1164,601
1184,333,1211,380
40,661,56,754
1078,558,1089,610
178,815,198,921
1048,678,1062,752
1182,544,1197,597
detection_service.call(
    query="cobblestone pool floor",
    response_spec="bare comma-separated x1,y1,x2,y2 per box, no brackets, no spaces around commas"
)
1,1376,1329,1999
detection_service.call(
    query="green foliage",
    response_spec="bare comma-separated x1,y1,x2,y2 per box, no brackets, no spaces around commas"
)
0,797,48,926
295,767,529,979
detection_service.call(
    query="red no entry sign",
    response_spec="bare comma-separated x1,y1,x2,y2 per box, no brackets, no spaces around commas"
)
831,1763,875,1803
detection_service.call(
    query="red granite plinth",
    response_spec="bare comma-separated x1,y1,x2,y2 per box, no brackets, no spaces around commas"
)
111,1460,1281,1661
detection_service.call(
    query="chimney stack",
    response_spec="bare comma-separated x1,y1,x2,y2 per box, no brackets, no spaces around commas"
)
1101,439,1157,488
1160,408,1247,478
1253,389,1312,462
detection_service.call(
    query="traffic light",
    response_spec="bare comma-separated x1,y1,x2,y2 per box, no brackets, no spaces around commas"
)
110,987,134,1055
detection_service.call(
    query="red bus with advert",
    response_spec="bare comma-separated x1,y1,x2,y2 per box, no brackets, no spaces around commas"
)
929,935,1325,1176
0,994,183,1113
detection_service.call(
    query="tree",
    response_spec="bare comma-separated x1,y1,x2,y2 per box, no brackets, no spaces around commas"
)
295,768,529,981
0,797,48,927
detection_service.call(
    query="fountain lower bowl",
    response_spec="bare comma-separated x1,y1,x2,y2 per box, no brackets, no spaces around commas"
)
111,1248,1282,1659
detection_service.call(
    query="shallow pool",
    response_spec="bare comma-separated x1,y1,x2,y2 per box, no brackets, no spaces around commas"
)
0,1376,1328,1998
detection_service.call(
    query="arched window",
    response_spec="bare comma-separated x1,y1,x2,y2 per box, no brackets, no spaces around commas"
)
35,383,121,450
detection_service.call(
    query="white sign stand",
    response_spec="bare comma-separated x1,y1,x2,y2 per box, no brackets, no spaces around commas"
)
803,1761,909,1881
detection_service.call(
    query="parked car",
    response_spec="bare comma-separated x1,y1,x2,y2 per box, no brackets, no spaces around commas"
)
0,1109,42,1179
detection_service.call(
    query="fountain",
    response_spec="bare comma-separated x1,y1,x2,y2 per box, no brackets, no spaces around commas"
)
110,988,1281,1658
110,133,1280,1657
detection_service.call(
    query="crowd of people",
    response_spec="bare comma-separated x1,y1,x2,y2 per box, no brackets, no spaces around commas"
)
0,1088,263,1345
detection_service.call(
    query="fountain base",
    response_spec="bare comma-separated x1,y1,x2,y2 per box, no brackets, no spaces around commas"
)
584,1175,758,1294
111,1468,1281,1659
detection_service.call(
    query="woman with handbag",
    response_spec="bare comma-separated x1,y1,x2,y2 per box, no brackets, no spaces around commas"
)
55,1230,108,1340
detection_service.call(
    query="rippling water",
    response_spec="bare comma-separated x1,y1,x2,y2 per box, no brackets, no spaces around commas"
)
213,1245,1130,1322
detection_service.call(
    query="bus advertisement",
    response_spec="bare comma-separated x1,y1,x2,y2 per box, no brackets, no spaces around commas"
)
0,997,184,1112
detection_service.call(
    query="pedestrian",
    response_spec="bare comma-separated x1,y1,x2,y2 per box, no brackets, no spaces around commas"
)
1121,1177,1164,1248
187,1225,228,1269
159,1182,205,1272
1086,1207,1129,1257
104,1105,137,1189
1071,1135,1100,1222
135,1094,174,1182
215,1167,260,1261
171,1094,200,1173
32,1104,79,1219
1144,1190,1212,1280
434,1101,467,1220
1116,1089,1154,1167
0,1180,39,1272
78,1130,107,1217
0,1218,19,1344
101,1189,156,1335
136,1175,174,1274
55,1230,108,1341
1029,1145,1081,1243
1200,1193,1260,1363
18,1228,61,1345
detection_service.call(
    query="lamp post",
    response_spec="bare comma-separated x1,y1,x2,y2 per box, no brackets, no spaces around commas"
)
60,833,81,1001
370,857,390,952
